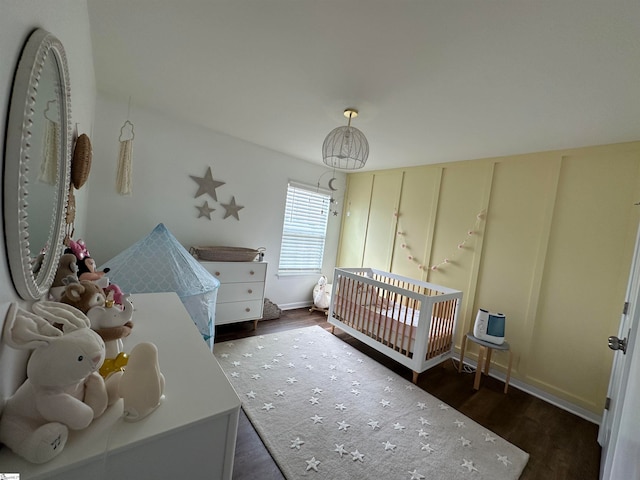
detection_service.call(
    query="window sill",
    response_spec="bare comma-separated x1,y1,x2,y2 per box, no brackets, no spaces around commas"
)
276,271,322,278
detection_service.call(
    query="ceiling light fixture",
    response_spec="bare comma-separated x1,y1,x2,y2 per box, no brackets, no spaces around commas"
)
322,108,369,170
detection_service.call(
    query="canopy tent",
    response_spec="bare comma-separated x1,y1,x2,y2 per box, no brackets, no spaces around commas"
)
101,223,220,350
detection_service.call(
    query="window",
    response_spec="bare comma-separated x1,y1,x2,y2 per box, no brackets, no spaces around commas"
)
278,182,331,274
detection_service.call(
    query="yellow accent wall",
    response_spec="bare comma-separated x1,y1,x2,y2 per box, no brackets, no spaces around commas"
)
336,142,640,415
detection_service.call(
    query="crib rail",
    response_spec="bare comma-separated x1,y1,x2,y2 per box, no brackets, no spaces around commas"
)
329,267,462,380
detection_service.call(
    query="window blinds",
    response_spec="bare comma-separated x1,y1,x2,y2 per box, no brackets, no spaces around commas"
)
278,182,330,274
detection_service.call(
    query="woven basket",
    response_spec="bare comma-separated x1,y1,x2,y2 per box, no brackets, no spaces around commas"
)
190,246,262,262
71,133,92,189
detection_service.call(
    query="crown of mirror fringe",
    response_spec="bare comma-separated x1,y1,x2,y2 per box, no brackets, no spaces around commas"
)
322,108,369,170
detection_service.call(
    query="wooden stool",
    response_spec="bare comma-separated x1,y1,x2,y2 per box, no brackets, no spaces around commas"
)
459,333,513,393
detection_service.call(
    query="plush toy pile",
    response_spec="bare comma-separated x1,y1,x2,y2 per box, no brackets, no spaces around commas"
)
0,238,165,464
51,239,133,358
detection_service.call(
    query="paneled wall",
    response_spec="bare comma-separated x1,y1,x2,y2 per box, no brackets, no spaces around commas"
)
336,142,640,416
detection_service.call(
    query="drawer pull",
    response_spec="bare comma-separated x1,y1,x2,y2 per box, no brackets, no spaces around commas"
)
215,271,221,277
248,289,253,294
245,307,251,312
249,270,255,275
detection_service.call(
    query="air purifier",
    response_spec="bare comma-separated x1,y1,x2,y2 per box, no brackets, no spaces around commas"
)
473,309,506,345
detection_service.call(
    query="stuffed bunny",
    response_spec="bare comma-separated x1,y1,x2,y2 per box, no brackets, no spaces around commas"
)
0,301,108,464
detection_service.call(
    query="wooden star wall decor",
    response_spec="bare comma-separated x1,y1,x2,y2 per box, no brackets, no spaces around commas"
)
196,201,215,220
189,166,244,221
190,166,225,201
221,196,244,220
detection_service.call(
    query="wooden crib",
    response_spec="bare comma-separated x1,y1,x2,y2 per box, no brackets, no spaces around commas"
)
328,267,463,383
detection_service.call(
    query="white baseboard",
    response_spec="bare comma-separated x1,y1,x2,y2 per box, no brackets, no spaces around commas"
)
279,301,313,311
458,356,602,425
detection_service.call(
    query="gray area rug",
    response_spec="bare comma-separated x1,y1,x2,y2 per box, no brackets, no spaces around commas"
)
214,326,528,479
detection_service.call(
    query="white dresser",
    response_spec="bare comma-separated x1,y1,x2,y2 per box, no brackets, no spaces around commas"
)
200,261,267,328
0,293,241,480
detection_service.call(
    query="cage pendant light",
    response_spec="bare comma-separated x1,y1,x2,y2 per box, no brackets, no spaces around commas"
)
322,108,369,170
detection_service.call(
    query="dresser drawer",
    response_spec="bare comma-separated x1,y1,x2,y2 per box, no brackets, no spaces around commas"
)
218,282,264,303
202,262,267,283
216,300,264,325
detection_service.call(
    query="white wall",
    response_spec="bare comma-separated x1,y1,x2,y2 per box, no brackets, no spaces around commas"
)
0,0,95,404
86,94,345,309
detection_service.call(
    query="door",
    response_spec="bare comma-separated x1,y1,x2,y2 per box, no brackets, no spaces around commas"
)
599,223,640,479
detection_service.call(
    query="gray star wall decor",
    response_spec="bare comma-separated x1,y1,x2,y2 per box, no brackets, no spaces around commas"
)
221,196,244,220
190,166,225,201
196,201,215,220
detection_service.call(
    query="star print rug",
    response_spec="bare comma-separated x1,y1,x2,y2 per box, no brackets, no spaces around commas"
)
214,326,529,479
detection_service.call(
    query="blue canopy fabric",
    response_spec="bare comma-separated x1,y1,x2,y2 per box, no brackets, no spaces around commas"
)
101,223,219,349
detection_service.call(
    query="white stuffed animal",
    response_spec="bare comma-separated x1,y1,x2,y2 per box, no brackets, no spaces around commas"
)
0,301,108,464
313,275,332,310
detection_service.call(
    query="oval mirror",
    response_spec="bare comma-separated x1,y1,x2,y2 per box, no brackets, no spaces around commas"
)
3,29,72,300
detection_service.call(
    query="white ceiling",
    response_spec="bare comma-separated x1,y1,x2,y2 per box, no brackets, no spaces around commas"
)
87,0,640,171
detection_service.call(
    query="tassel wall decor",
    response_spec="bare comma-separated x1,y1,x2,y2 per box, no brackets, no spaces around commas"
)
116,119,134,195
39,101,59,185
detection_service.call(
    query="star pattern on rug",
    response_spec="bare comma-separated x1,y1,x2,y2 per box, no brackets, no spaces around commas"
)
420,442,435,453
383,440,397,451
350,449,364,462
214,326,529,480
461,459,479,473
290,437,305,449
337,420,351,432
368,420,380,430
408,469,425,480
334,444,348,457
306,457,320,471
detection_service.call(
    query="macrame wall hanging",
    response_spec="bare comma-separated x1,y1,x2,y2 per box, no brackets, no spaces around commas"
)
116,98,135,195
39,99,60,185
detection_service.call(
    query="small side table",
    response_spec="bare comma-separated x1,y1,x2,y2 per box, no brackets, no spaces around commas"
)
459,333,513,393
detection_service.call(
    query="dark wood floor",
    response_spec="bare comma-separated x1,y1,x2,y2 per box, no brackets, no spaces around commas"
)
214,309,602,480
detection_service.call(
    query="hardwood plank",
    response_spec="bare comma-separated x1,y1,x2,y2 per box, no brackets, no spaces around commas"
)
215,309,601,480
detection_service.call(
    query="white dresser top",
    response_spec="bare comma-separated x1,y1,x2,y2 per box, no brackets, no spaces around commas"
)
0,292,241,479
